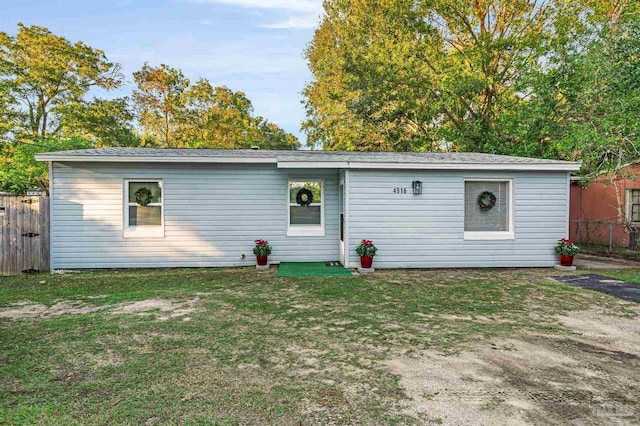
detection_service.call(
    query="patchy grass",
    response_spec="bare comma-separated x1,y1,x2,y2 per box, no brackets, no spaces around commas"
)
0,267,633,425
596,269,640,284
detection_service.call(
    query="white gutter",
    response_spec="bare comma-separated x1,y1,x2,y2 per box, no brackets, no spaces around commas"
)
34,154,581,172
34,154,277,164
277,160,582,172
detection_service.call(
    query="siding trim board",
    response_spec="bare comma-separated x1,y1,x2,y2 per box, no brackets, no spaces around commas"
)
45,159,571,270
37,149,581,172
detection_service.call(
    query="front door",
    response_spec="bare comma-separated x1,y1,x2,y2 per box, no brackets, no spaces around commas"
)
339,179,345,265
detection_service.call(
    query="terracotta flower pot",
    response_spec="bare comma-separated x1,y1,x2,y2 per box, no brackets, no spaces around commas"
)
559,254,574,267
256,255,268,266
360,256,373,269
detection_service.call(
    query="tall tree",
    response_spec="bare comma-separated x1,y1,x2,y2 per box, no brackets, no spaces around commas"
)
58,97,139,147
0,81,18,141
0,138,93,194
132,63,189,147
181,81,299,149
303,0,574,152
255,118,301,150
0,23,123,138
552,2,640,176
133,65,299,149
180,81,256,148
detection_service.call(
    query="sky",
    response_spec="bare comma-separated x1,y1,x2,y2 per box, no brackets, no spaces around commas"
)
0,0,325,144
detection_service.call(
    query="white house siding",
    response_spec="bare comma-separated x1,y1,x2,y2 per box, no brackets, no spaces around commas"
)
347,170,569,268
51,162,340,269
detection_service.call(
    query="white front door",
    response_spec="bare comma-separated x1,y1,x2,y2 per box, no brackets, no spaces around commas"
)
339,179,345,265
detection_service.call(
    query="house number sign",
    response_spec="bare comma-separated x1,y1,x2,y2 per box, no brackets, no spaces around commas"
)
392,187,408,194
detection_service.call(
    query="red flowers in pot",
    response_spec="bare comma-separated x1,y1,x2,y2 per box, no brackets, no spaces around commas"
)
253,239,272,266
356,239,378,268
555,238,580,267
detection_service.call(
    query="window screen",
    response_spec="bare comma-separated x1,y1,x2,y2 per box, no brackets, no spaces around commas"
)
464,181,510,232
631,190,640,222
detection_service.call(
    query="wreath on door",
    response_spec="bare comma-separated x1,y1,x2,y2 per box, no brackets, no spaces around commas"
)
477,191,497,212
296,188,314,206
134,187,153,206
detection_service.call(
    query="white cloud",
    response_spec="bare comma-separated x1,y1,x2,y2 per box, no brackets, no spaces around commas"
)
183,0,323,29
261,15,319,29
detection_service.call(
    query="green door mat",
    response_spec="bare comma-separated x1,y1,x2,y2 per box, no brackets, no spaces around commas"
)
277,262,353,277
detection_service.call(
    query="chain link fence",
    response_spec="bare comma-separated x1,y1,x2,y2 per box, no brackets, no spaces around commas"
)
570,220,640,253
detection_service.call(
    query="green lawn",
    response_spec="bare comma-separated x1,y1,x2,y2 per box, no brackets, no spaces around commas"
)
0,267,634,425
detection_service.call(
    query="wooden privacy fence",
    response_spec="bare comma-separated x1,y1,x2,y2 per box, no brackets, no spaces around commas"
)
0,195,50,276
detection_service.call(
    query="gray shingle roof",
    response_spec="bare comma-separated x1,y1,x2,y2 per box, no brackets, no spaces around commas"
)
36,147,578,167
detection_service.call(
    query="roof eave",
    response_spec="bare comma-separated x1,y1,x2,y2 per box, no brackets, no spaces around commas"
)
34,154,582,171
34,154,278,164
278,160,582,171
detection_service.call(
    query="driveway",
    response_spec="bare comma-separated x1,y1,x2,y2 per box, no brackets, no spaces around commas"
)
553,274,640,303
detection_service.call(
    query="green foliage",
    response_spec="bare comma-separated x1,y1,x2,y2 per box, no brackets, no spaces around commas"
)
355,240,377,257
555,239,581,256
58,97,140,147
133,64,299,149
132,63,190,147
0,23,123,138
304,0,566,152
0,138,93,194
304,0,640,178
253,239,272,256
0,23,298,193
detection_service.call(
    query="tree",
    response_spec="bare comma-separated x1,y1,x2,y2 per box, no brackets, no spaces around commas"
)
255,118,300,150
303,0,575,151
133,65,300,149
181,81,300,149
502,0,640,175
0,82,18,141
132,63,189,147
180,81,256,148
0,138,93,194
57,97,139,147
0,23,123,138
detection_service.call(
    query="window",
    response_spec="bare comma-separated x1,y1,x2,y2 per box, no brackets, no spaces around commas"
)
124,179,164,237
287,180,324,236
464,179,513,239
627,189,640,222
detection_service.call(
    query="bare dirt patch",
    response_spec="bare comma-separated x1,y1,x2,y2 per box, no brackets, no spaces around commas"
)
0,300,107,319
385,309,640,425
0,296,203,321
110,296,201,321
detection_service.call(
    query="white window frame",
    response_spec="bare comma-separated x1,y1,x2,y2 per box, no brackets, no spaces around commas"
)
123,179,165,238
464,178,514,240
287,179,325,237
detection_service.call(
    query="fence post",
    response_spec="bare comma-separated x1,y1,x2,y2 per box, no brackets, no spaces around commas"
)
609,223,613,254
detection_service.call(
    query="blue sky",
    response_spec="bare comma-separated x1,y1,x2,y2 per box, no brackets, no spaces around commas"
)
0,0,324,143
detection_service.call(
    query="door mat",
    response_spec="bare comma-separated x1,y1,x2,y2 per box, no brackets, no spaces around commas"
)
277,262,353,277
551,274,640,303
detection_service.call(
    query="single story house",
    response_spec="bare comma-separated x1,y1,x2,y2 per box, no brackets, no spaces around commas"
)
35,148,580,270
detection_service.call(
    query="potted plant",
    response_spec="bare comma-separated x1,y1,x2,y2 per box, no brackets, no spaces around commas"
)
555,238,580,266
253,239,272,266
356,239,377,268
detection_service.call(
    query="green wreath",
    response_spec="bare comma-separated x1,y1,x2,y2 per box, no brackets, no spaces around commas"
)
477,191,497,211
295,188,314,206
134,187,153,206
